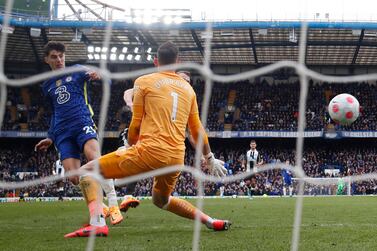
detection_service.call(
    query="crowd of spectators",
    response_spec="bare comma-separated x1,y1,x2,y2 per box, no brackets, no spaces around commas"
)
2,72,377,198
2,141,377,198
3,74,377,132
194,79,376,131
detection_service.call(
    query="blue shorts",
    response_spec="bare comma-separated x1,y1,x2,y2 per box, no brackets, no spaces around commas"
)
54,123,98,160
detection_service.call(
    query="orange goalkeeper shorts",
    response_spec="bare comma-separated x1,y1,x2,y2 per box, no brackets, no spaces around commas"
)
99,145,183,197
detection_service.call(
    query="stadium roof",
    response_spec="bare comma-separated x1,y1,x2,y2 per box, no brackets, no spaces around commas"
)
2,20,377,66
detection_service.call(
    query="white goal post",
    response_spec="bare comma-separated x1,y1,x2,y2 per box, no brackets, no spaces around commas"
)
292,177,352,196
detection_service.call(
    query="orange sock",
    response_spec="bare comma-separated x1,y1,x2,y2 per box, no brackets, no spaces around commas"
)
79,176,105,226
88,201,101,217
165,197,212,224
88,201,105,226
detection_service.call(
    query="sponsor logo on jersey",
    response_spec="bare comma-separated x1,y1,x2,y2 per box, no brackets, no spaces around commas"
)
56,79,62,87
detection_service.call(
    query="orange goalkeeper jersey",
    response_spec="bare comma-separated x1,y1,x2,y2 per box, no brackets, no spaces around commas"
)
132,71,199,158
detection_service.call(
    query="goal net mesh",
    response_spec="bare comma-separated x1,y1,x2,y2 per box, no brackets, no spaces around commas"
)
1,1,377,251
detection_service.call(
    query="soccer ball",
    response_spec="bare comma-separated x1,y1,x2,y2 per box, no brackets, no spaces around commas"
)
328,93,360,125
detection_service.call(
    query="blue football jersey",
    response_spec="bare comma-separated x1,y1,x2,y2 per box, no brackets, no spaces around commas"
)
42,64,94,139
282,169,292,183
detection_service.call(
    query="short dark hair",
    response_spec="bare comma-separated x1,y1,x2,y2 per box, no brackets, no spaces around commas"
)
250,140,256,144
43,41,65,57
157,41,178,65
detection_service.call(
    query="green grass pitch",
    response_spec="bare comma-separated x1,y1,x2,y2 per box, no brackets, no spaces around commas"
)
1,197,377,251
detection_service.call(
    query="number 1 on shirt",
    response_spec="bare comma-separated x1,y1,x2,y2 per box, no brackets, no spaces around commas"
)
171,92,178,122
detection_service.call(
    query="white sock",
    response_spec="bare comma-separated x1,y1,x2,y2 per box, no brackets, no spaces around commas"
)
206,217,215,227
289,187,293,196
283,187,287,196
90,214,106,227
101,179,118,207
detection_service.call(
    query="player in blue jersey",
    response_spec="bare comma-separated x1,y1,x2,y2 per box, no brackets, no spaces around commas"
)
281,160,293,197
34,41,123,227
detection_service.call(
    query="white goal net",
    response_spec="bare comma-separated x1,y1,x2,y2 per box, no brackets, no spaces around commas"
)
292,177,352,196
2,1,377,251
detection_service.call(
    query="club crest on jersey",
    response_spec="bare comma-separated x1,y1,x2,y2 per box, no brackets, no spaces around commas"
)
66,76,72,82
56,79,62,87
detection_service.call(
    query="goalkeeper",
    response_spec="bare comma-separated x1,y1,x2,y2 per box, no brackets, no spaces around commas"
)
65,41,230,237
116,70,192,212
336,175,345,195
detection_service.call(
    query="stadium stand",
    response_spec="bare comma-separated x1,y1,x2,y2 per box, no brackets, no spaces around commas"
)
3,77,377,132
2,140,377,197
3,2,377,249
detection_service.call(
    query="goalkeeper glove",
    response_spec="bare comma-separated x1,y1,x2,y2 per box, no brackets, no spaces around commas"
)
204,152,227,177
